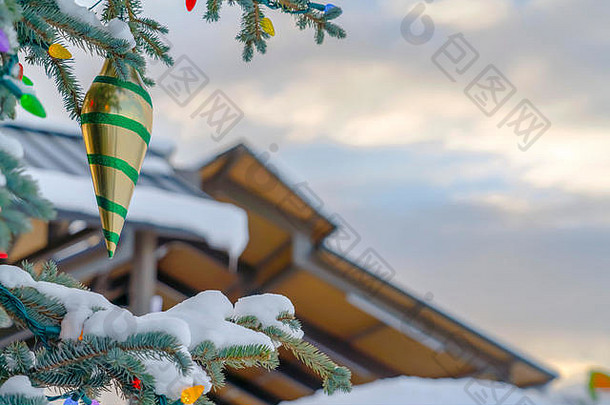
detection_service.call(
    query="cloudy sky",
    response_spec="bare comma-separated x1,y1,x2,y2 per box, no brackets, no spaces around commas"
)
17,0,610,388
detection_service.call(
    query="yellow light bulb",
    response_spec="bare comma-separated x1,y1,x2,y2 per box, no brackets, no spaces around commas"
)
181,385,205,404
261,18,275,36
48,43,72,59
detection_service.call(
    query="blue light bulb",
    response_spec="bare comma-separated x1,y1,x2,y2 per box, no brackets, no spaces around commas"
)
324,3,336,13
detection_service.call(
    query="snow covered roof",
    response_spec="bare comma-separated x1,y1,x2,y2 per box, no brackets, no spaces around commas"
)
195,143,558,390
0,124,248,259
2,123,194,195
281,376,578,405
195,143,337,243
315,245,559,385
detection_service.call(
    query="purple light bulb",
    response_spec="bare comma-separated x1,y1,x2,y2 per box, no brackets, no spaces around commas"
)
0,29,10,53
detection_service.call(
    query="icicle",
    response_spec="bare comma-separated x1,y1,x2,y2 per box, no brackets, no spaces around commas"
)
229,254,237,273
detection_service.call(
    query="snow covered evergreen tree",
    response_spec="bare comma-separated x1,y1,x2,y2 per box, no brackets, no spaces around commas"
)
0,132,55,254
0,0,351,404
0,263,351,405
0,0,345,120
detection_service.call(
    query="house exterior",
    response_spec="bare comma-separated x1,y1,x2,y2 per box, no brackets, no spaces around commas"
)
1,124,557,405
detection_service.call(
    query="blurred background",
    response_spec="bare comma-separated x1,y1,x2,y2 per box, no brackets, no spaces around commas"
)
6,0,610,403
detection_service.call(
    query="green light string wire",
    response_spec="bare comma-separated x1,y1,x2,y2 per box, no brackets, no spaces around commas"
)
156,395,182,405
0,286,188,405
0,284,60,346
258,0,332,14
47,390,94,404
0,54,24,99
0,285,95,403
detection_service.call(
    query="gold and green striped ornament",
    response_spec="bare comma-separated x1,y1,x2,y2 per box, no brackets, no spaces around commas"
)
81,58,153,258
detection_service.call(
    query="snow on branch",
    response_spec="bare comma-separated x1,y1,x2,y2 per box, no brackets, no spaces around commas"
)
0,0,345,120
0,263,352,405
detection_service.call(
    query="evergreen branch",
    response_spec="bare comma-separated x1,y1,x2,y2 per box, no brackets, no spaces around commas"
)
217,344,279,370
0,151,55,250
204,0,222,22
233,317,352,394
33,339,110,374
191,341,279,388
99,349,156,405
102,0,124,21
0,264,353,402
0,285,66,330
35,262,87,291
194,395,215,405
277,310,301,331
120,332,193,375
0,0,344,120
24,45,83,120
191,341,225,387
19,13,54,44
28,2,132,56
1,341,35,377
0,393,48,405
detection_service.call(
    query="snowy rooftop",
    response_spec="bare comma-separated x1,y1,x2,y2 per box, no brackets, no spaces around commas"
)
0,124,249,259
282,376,598,405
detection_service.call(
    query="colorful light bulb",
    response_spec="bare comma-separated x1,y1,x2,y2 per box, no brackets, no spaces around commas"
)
261,18,275,36
324,4,336,13
20,94,46,118
0,28,10,53
22,75,33,86
0,253,7,259
132,378,142,390
186,0,197,11
590,371,610,399
48,43,72,59
181,385,205,404
64,398,78,405
11,63,23,81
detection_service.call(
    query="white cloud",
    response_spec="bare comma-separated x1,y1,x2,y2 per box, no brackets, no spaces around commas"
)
464,193,532,214
383,0,511,30
426,0,512,31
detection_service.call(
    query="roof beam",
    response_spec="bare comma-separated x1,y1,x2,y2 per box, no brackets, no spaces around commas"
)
210,382,273,405
11,226,99,264
156,238,254,275
294,234,513,382
223,373,280,405
59,229,135,281
254,238,292,271
130,230,158,315
203,176,315,236
0,329,32,348
299,318,397,379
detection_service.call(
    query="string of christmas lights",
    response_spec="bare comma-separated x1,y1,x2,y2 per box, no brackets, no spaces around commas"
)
0,285,206,405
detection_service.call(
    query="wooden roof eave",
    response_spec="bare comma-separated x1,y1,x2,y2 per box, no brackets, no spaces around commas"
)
197,143,336,243
312,245,558,387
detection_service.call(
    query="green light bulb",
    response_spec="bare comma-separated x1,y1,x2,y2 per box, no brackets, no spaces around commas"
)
20,94,46,118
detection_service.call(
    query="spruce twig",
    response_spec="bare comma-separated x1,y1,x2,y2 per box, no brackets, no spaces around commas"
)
233,315,352,394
